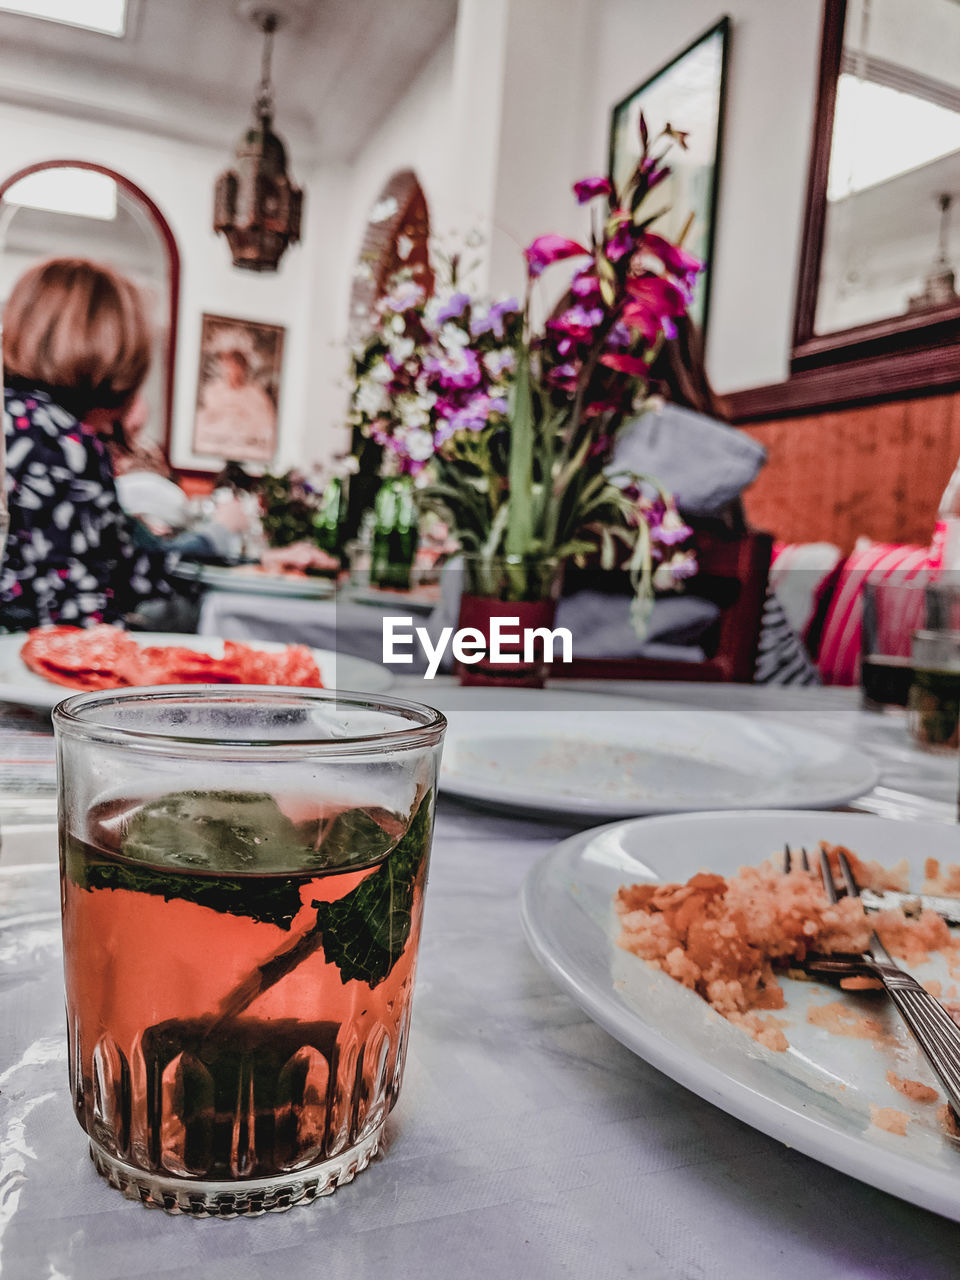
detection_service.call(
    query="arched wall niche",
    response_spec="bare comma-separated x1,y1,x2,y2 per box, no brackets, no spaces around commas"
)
0,159,180,453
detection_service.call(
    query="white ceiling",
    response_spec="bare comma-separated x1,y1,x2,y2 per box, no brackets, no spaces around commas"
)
0,0,458,163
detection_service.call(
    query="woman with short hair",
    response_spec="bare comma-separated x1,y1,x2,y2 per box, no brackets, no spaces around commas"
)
1,256,172,631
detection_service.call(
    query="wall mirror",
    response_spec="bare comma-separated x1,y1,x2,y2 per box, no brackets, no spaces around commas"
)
0,161,179,453
789,0,960,407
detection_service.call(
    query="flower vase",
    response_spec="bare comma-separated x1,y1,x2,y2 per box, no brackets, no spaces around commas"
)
457,555,563,688
370,477,419,590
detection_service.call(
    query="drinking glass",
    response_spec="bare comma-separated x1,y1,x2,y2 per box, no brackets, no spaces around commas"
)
861,579,929,710
53,686,445,1216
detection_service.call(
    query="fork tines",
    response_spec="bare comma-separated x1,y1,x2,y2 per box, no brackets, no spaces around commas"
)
783,843,811,874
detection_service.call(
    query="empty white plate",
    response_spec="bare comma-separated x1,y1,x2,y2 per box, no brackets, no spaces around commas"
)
439,693,879,817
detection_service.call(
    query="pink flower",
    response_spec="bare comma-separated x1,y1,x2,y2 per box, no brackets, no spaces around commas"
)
643,233,702,282
573,176,612,204
583,399,620,419
599,353,649,377
621,276,688,341
621,302,663,344
524,234,589,278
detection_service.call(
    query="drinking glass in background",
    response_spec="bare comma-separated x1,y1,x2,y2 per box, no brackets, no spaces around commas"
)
860,578,928,711
53,687,445,1217
907,630,960,752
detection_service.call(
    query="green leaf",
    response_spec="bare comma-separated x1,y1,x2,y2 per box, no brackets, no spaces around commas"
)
311,788,435,989
504,346,535,557
66,791,417,934
68,843,305,930
123,791,303,873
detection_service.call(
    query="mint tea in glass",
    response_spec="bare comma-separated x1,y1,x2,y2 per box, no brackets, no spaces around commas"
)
53,687,445,1217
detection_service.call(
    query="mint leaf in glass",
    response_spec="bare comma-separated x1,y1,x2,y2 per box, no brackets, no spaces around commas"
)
311,788,434,989
67,790,426,936
124,791,303,872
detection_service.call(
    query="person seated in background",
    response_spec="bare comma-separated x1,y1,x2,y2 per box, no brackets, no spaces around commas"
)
1,257,174,632
110,397,255,564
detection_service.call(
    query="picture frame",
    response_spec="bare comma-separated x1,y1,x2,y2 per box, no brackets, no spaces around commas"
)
191,313,285,464
609,17,730,334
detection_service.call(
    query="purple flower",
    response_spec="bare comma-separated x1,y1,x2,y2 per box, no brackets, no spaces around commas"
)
573,176,612,204
548,361,580,389
653,549,699,589
424,347,483,391
606,224,634,262
437,292,471,324
549,304,604,341
471,297,520,339
524,234,589,278
441,392,508,437
649,504,693,547
571,272,601,299
606,321,632,348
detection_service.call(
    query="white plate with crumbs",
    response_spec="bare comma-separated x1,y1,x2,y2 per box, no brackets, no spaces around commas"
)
438,695,879,817
520,809,960,1222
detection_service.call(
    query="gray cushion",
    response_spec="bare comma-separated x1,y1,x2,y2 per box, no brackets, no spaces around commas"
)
607,403,767,517
557,591,720,659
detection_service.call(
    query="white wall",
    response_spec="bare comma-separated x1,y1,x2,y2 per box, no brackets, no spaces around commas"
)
590,0,824,393
0,99,321,472
303,34,458,466
0,1,828,475
314,0,826,416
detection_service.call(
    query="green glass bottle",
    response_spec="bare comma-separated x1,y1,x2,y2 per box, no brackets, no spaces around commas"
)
370,477,419,590
312,477,343,556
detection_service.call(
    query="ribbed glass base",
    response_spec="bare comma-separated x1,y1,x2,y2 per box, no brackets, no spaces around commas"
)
88,1123,384,1217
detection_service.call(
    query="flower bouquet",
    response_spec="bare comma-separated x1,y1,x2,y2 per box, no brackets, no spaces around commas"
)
348,118,701,682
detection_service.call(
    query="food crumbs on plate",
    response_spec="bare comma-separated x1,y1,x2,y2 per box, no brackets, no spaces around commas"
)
839,975,884,991
886,1071,938,1104
938,1104,960,1138
615,843,960,1056
923,979,943,998
924,858,960,896
725,1012,790,1052
806,1001,893,1044
612,843,952,1048
870,1104,908,1136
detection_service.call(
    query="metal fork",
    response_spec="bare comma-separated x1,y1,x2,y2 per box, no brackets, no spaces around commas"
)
788,843,960,1116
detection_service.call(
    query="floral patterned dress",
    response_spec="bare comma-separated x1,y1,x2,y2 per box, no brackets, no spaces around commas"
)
1,385,172,632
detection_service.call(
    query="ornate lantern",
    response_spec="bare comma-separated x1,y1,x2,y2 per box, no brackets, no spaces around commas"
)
214,9,304,272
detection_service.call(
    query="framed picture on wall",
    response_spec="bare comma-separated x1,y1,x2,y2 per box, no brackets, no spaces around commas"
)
609,17,729,333
191,313,285,464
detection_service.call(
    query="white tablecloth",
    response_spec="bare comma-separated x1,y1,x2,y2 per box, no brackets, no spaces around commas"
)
1,685,959,1279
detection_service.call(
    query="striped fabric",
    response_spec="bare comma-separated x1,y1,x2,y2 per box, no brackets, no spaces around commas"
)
768,540,843,637
754,590,821,685
815,541,930,686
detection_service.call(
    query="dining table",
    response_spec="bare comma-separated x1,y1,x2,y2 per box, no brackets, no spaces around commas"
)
2,678,960,1280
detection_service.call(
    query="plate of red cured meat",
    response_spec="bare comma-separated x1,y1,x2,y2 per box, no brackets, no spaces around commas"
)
0,627,393,708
